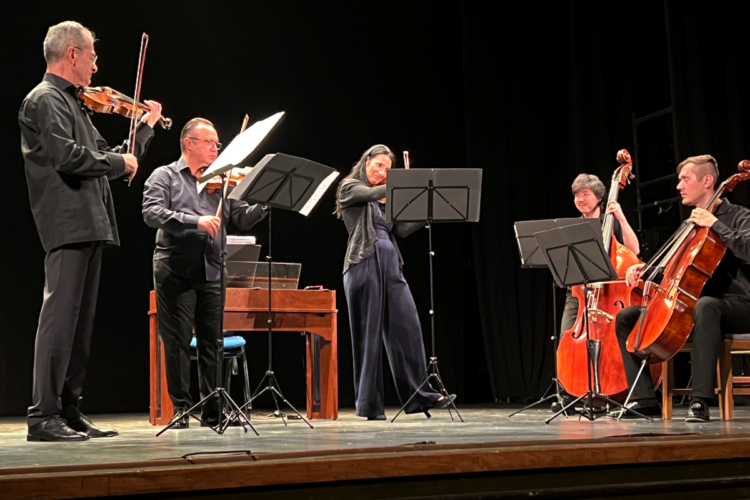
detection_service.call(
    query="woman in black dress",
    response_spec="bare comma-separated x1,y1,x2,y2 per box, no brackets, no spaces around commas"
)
335,145,455,420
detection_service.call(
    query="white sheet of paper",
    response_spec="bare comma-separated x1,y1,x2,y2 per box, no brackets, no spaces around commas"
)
197,111,285,193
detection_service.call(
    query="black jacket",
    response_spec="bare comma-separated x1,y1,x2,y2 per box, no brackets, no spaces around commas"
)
337,178,423,274
19,73,154,252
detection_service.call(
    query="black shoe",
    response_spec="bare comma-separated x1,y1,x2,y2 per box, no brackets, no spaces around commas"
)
201,409,240,427
434,394,457,409
686,401,710,422
65,414,119,438
366,414,387,421
27,417,89,442
171,408,189,429
612,400,661,419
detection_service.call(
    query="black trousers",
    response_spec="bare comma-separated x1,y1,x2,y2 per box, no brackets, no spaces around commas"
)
615,296,750,401
154,261,221,415
343,236,441,418
28,243,103,426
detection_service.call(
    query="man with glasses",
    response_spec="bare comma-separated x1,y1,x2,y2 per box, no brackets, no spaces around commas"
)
142,118,266,428
19,21,163,442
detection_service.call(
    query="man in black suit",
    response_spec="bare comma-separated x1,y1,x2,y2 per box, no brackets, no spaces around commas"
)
19,21,162,441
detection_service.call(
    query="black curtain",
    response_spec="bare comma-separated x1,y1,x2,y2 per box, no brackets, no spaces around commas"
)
666,0,750,205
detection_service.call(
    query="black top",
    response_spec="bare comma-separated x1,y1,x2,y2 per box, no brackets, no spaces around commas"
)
337,178,422,274
142,158,267,282
19,73,154,252
702,198,750,298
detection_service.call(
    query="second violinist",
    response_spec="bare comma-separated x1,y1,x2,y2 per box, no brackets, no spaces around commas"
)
142,118,267,428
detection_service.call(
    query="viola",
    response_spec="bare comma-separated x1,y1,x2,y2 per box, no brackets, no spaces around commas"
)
78,86,172,130
204,167,251,194
557,149,661,400
627,160,750,363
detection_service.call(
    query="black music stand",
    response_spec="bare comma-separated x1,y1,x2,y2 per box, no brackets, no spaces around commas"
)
509,217,601,418
229,153,339,428
534,223,652,423
386,168,482,423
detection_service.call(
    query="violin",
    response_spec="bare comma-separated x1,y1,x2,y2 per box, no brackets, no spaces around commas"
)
627,160,750,363
377,151,409,204
78,86,172,130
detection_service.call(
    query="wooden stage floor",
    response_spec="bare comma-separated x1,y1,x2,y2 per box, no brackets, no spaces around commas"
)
3,404,750,499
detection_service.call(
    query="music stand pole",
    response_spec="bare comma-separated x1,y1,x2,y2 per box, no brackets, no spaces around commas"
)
244,208,313,428
508,279,567,417
391,179,464,423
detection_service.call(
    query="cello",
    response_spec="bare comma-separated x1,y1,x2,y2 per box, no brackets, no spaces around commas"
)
627,160,750,363
557,150,661,400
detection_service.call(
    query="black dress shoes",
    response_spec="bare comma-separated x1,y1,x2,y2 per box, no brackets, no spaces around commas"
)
171,408,189,429
65,414,119,438
366,414,387,421
686,401,710,422
27,417,89,442
613,400,662,419
434,394,457,409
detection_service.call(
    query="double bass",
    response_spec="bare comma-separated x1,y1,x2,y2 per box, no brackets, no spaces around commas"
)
557,150,661,399
627,160,750,362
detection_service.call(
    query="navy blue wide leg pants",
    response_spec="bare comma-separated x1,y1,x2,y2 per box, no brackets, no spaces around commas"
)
344,235,440,418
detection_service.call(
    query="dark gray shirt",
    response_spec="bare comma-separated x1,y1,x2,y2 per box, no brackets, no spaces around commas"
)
19,73,154,252
337,178,423,274
142,158,267,282
703,198,750,298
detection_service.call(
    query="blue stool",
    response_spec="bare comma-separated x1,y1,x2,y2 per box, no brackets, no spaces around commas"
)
190,333,251,416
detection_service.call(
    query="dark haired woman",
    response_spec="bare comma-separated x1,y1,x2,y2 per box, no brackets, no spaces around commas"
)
335,145,455,420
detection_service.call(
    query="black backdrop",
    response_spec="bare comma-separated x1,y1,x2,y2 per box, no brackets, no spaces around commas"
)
1,1,748,416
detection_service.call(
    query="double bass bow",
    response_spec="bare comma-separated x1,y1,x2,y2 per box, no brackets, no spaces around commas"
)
557,150,660,399
627,160,750,363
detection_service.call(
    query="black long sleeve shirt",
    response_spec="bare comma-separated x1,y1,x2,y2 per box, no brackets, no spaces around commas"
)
142,158,267,282
703,198,750,298
19,73,154,252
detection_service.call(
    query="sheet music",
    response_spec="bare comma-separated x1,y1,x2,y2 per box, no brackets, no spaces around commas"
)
299,171,340,216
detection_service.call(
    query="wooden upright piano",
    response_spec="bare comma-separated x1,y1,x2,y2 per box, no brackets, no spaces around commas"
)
149,288,338,424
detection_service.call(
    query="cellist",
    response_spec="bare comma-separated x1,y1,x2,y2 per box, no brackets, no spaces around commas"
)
553,174,640,412
616,155,750,422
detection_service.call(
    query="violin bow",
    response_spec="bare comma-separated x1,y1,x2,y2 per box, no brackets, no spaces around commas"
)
127,33,149,187
215,115,251,217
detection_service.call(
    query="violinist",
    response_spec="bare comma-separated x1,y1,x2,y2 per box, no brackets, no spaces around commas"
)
335,145,455,421
616,155,750,421
142,118,266,428
19,21,163,442
554,174,640,412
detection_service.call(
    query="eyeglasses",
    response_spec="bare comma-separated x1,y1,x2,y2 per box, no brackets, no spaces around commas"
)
73,47,98,65
187,137,222,150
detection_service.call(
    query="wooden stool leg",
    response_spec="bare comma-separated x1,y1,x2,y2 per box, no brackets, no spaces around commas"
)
662,358,673,420
718,340,733,421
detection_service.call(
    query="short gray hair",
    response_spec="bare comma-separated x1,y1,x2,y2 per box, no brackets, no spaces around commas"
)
180,118,215,152
571,173,606,200
43,21,96,65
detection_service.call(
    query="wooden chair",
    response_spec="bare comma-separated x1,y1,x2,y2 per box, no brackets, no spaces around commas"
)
661,334,750,420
